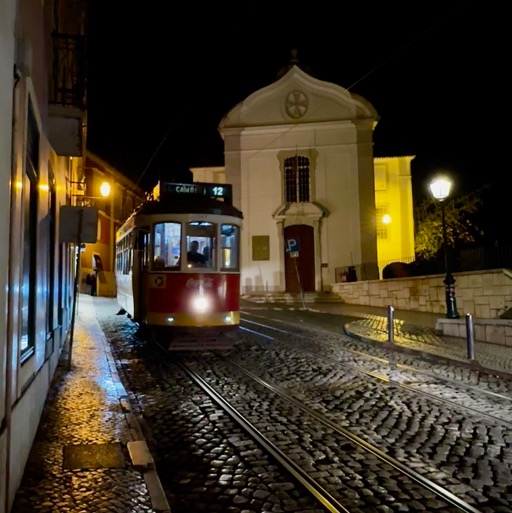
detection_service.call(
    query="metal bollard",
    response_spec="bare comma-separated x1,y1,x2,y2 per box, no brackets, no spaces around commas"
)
387,305,394,344
466,313,475,360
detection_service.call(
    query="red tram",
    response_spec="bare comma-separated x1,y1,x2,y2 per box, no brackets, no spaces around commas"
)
115,181,243,350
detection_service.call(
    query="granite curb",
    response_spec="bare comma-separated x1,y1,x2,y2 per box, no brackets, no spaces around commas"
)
89,297,172,513
344,318,512,379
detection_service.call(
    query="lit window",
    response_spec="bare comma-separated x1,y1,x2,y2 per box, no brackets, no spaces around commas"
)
153,222,182,269
220,224,240,271
376,205,390,240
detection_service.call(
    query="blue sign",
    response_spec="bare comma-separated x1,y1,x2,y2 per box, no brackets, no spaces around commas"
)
286,238,300,253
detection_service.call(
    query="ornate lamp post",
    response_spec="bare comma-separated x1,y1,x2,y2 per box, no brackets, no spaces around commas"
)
429,177,460,319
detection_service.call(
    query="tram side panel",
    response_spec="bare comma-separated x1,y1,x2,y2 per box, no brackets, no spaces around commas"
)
115,272,135,317
143,272,240,328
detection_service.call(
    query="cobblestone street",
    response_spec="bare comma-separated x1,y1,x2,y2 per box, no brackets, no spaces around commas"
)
10,295,512,513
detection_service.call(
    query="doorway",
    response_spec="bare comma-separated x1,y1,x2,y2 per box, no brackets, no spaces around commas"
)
284,224,315,293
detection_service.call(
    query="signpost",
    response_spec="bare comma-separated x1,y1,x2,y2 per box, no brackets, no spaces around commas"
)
285,238,305,310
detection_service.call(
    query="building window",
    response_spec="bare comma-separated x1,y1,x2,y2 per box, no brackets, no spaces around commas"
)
285,155,310,203
46,163,56,357
376,204,390,240
20,99,40,361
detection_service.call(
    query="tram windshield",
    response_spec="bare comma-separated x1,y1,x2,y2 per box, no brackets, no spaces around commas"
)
153,222,181,269
151,220,240,271
186,221,216,268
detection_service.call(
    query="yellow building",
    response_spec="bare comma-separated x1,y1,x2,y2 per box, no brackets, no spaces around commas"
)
374,156,416,277
72,151,146,297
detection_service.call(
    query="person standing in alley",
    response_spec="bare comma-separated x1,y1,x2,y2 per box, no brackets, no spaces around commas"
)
90,271,97,296
85,273,93,294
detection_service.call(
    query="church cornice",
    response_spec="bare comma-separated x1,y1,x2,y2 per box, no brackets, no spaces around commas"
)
272,201,330,222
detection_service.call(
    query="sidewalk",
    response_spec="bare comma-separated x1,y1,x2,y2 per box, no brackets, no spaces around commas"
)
242,299,512,377
337,304,512,376
10,293,171,513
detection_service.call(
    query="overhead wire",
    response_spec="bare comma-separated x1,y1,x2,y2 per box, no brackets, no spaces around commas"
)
135,2,470,187
135,118,180,190
347,1,469,91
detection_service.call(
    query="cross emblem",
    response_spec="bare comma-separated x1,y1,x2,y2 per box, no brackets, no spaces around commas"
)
285,90,308,119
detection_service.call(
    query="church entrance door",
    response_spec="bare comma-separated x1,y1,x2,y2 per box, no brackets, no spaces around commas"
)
284,224,315,293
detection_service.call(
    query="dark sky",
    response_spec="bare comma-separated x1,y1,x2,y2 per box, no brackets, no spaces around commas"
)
86,2,509,240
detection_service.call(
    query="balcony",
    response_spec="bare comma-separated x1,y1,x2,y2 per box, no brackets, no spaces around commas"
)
48,33,86,157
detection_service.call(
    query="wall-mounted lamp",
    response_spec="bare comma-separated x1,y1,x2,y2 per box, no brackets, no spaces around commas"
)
100,181,111,197
71,181,112,201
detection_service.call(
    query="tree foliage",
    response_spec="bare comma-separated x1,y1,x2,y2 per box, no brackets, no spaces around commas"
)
414,187,486,260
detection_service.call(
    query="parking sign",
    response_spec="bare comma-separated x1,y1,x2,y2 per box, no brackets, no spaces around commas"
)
286,238,300,257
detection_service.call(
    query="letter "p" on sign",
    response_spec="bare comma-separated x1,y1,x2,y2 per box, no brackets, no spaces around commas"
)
286,238,300,255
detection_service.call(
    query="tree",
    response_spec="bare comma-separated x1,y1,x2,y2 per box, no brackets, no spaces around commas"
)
414,187,486,260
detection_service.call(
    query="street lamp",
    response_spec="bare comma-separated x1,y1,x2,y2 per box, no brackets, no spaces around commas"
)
72,180,111,204
70,180,113,297
100,181,111,197
429,176,460,319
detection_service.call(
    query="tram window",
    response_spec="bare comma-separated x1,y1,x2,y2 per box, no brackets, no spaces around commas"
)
186,221,216,268
221,224,240,271
153,222,181,269
116,236,132,275
135,228,150,269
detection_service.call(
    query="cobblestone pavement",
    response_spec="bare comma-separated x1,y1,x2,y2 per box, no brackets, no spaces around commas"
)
11,295,512,513
10,294,170,513
97,296,512,512
241,299,512,377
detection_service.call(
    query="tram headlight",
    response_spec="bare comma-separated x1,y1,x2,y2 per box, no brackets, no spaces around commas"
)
193,296,209,313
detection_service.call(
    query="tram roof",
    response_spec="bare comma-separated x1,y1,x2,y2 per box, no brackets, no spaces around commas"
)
135,195,244,218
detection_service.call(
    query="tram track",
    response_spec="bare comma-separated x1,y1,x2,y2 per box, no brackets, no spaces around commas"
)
239,315,512,427
101,308,512,512
165,346,484,513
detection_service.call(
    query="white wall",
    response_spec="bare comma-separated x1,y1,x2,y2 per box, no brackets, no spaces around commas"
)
0,2,16,511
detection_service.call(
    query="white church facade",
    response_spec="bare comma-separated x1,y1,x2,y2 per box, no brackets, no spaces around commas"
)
192,63,415,295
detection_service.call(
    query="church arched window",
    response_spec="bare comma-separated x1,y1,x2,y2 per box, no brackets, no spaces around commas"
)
284,155,310,203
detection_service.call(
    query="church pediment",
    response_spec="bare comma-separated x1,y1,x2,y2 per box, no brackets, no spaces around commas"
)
219,65,378,130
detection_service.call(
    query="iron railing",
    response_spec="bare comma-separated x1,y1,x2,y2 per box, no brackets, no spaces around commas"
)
50,33,87,108
334,242,512,282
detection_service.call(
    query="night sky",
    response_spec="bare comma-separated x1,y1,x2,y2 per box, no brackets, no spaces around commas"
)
86,2,509,241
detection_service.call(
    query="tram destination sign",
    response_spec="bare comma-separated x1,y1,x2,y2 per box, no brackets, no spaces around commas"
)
161,181,233,204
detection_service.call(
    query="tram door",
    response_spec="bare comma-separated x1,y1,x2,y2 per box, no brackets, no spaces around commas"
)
134,228,150,320
284,225,315,293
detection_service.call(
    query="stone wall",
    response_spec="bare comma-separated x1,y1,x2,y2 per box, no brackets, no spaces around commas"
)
331,268,512,320
435,318,512,347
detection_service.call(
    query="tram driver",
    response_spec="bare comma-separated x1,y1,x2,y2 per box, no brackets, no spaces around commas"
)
187,240,206,266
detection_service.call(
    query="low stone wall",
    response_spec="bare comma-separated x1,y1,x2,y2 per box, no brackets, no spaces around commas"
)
331,268,512,320
436,318,512,347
